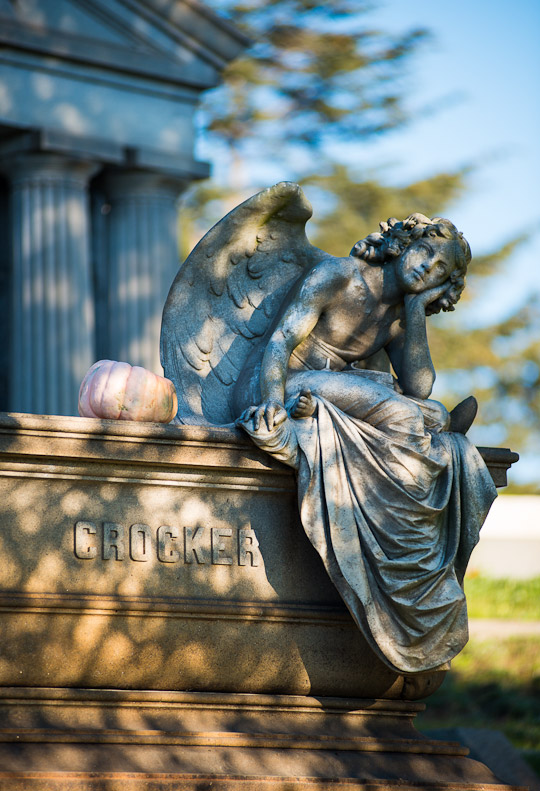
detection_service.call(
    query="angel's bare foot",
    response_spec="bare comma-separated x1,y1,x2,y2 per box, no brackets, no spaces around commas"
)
449,395,478,434
290,389,316,419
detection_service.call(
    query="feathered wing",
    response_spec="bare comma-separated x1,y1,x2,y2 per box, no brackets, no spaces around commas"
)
160,182,322,426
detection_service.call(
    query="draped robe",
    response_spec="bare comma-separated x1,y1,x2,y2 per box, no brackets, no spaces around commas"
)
238,367,496,675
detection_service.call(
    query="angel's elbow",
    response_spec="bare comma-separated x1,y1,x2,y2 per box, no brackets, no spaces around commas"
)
416,385,433,400
401,372,434,401
268,329,287,349
270,327,298,350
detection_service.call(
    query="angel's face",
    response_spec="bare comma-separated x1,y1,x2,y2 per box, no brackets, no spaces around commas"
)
396,232,455,294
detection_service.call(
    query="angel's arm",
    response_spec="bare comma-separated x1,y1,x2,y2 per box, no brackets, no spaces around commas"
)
385,283,448,399
246,260,345,429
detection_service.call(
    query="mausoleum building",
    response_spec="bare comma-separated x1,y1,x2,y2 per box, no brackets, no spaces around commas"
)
0,0,247,416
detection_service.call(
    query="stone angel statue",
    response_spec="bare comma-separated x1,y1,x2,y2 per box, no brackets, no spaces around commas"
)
161,182,496,676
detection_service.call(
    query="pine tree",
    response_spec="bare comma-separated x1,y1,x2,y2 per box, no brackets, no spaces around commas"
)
184,0,538,489
183,0,430,245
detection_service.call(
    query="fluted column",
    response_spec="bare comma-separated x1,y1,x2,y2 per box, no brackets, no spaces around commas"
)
101,171,186,374
4,154,97,416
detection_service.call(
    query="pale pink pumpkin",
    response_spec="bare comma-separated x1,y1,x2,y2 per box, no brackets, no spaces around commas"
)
78,360,178,423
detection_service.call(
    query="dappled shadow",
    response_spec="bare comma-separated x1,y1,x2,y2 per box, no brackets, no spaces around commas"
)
0,0,220,418
0,175,10,412
417,640,540,786
0,0,205,150
418,635,540,755
90,171,181,378
0,411,401,700
0,412,513,785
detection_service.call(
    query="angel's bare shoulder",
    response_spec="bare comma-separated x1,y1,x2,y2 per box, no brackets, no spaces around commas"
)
293,254,357,303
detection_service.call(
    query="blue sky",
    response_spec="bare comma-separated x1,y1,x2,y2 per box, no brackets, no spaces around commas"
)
204,0,539,324
200,0,540,482
355,0,540,483
340,0,540,325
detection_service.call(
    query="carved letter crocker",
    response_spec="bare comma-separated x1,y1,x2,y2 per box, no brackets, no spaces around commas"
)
238,528,261,567
73,521,262,570
103,522,125,561
184,526,206,564
211,527,233,565
130,524,152,562
74,521,98,559
157,525,180,563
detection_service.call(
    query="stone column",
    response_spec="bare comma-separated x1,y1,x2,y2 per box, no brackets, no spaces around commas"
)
4,154,97,416
100,171,186,374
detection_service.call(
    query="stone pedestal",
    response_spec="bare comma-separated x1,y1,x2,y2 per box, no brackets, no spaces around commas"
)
98,171,187,374
0,412,406,699
0,413,521,789
3,155,97,416
0,689,516,790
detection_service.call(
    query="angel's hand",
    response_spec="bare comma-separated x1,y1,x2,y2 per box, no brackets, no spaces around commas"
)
405,282,448,312
290,389,317,419
237,400,287,431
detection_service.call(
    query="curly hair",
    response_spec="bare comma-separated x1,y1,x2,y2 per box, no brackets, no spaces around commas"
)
350,213,471,315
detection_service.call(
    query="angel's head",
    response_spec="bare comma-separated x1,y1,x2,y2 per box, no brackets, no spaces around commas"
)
350,213,471,315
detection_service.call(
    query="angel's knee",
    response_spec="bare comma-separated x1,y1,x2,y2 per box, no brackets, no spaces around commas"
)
364,396,425,438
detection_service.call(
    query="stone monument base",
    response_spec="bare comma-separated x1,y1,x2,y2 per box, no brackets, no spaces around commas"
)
0,413,520,789
0,687,523,789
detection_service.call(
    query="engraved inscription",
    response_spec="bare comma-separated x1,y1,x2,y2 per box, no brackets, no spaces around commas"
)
184,526,207,565
74,521,98,559
103,522,125,561
157,525,180,563
130,524,152,562
211,527,233,565
238,528,260,567
74,522,262,567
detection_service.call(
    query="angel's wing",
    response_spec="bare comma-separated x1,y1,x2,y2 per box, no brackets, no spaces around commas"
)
160,182,322,426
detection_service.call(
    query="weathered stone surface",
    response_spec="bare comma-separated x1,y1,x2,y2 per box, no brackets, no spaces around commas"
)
0,688,521,790
476,447,520,488
0,411,400,699
160,183,514,676
3,154,98,416
0,412,516,702
0,1,248,155
0,412,522,789
0,0,248,412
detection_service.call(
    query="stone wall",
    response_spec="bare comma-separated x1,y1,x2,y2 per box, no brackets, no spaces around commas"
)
0,0,248,415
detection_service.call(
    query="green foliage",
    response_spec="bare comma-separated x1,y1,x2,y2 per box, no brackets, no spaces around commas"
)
204,0,427,152
417,636,540,760
303,164,469,256
464,576,540,620
189,1,539,485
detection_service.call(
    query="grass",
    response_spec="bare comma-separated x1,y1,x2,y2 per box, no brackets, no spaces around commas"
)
418,636,540,743
464,575,540,620
417,576,540,777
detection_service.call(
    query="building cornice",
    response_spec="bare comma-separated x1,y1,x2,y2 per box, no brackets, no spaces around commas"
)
0,17,224,90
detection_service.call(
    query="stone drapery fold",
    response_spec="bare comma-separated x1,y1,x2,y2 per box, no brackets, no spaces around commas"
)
239,396,496,674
